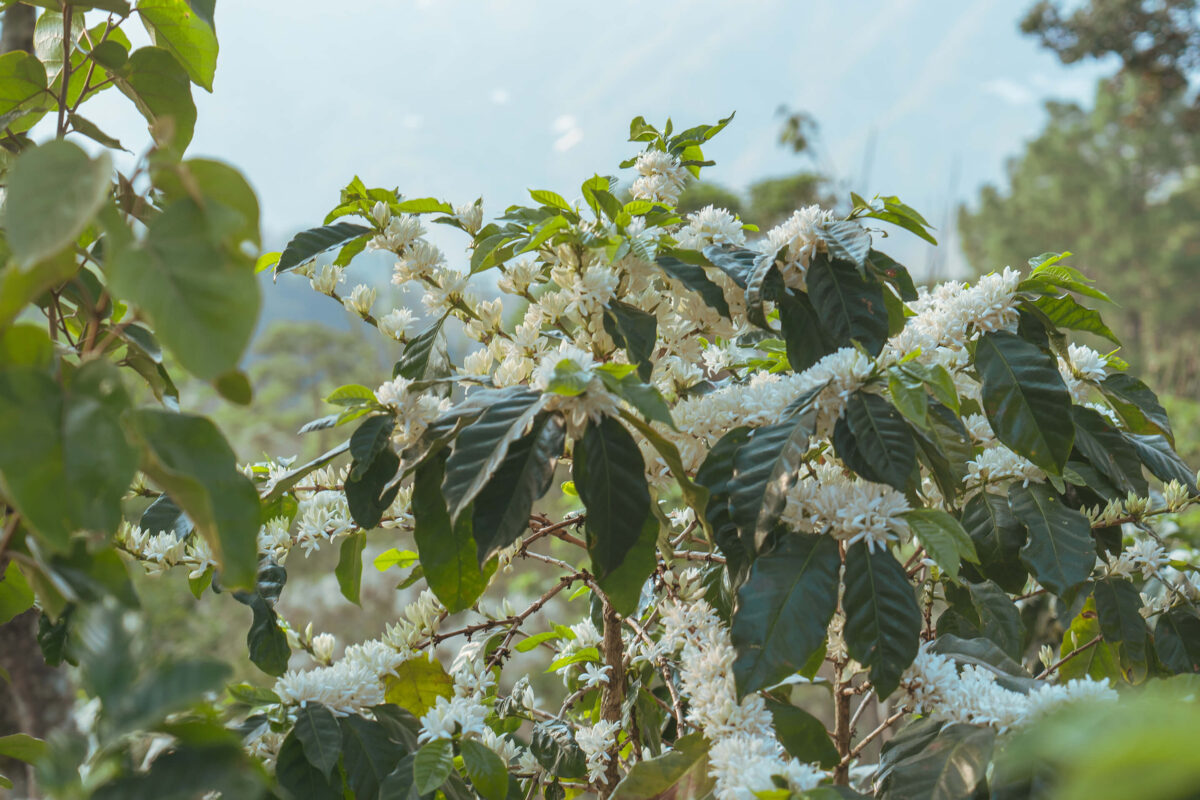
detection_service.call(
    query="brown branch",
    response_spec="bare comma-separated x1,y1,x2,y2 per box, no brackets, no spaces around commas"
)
599,596,625,796
842,710,906,765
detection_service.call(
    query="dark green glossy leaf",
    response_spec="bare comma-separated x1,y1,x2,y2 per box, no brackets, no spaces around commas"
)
395,316,449,383
975,331,1074,474
731,533,839,695
293,703,342,778
928,634,1037,693
778,289,835,372
275,222,372,276
905,508,978,580
603,300,658,381
766,699,839,768
1009,483,1093,598
1125,433,1197,494
880,723,995,800
806,252,888,355
531,719,587,779
471,412,565,564
443,388,544,523
346,448,401,530
655,253,730,318
341,714,405,800
350,415,397,479
702,243,760,287
817,220,871,267
960,492,1028,593
939,580,1024,660
1100,372,1172,443
1093,576,1148,670
729,409,816,551
836,391,916,491
843,542,922,698
1071,406,1148,496
1155,606,1200,675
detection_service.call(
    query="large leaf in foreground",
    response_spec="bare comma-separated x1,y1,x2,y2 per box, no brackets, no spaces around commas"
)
975,331,1074,475
843,542,921,698
731,534,840,696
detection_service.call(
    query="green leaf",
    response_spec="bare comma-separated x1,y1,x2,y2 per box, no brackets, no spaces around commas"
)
384,657,454,718
124,409,260,589
460,739,508,800
1100,372,1173,443
395,317,447,381
335,532,366,606
1155,606,1200,675
732,533,839,695
766,699,839,769
326,383,377,406
655,253,730,318
938,580,1024,660
0,51,49,125
413,738,454,794
778,289,836,372
975,331,1074,474
618,411,709,534
443,388,544,523
1059,598,1121,682
880,723,995,800
702,243,761,287
395,197,454,214
137,0,217,91
1093,576,1148,672
153,158,261,248
1070,406,1147,496
0,562,34,625
572,415,653,611
375,548,419,572
610,733,713,799
276,732,342,800
843,542,922,698
0,734,46,764
346,448,400,530
0,362,137,551
413,454,495,612
275,222,372,276
928,634,1037,693
1124,433,1197,493
806,252,888,355
603,300,658,382
597,369,674,428
960,492,1027,593
5,140,111,269
531,719,587,779
817,220,871,267
471,411,565,564
1030,294,1120,346
1009,483,1094,598
836,391,917,491
350,415,396,479
905,508,978,580
341,715,405,800
292,703,342,778
729,408,817,551
108,197,259,381
114,46,197,155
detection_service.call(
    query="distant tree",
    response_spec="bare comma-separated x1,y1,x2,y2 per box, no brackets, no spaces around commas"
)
959,75,1200,391
1022,0,1200,111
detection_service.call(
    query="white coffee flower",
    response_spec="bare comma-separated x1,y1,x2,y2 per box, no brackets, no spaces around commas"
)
342,283,376,318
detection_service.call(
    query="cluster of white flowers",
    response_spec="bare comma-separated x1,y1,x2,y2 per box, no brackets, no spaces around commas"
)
630,150,688,205
660,598,823,799
960,413,1046,492
576,720,621,785
274,589,444,717
762,205,836,289
374,376,454,451
117,522,213,578
885,268,1023,363
1058,343,1109,403
898,644,1116,732
783,461,911,551
675,205,746,251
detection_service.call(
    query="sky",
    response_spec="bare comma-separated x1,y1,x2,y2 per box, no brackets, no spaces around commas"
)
81,0,1111,311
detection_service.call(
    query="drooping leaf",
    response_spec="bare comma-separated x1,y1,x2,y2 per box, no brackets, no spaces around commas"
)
766,699,839,768
335,532,366,606
702,243,761,287
460,739,508,800
1125,433,1197,494
975,331,1074,474
1155,606,1200,675
728,408,817,552
836,391,917,491
471,412,565,564
395,316,448,381
1093,576,1149,672
137,0,219,91
843,542,922,698
602,300,658,381
274,222,373,276
778,289,836,372
731,533,840,695
412,454,495,613
341,715,405,800
5,140,111,269
413,738,455,795
572,416,652,609
817,220,872,267
276,732,342,800
960,492,1028,593
442,388,544,523
1100,372,1173,443
1070,406,1148,496
124,409,259,589
293,703,342,778
345,448,401,530
938,580,1025,660
806,252,888,355
1009,483,1094,598
655,253,730,318
927,634,1037,693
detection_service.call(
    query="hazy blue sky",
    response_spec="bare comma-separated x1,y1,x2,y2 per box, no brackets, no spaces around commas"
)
86,0,1110,285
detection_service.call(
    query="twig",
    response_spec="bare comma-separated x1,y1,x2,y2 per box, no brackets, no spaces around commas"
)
1040,634,1103,679
842,710,906,765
